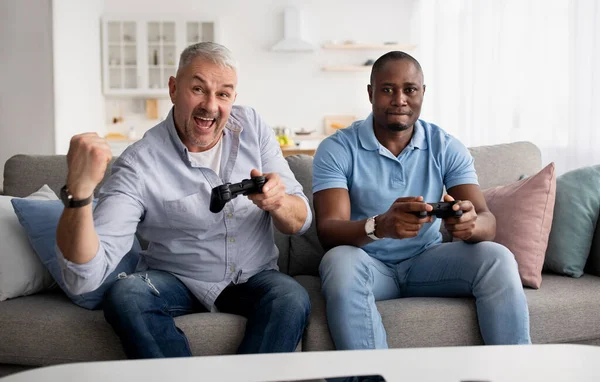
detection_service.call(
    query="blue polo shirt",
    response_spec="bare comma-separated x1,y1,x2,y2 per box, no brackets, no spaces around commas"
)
313,114,478,263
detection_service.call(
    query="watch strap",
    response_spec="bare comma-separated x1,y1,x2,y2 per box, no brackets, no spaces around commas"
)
60,185,93,208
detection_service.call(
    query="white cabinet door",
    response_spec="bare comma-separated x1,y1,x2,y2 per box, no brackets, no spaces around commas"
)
101,16,218,97
102,19,141,96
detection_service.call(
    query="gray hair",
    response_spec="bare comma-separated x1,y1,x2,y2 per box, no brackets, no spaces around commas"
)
177,42,238,74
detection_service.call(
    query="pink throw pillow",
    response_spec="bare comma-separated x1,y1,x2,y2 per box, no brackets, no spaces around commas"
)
482,163,556,288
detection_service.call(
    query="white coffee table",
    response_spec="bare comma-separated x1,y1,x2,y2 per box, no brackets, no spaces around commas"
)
3,344,599,382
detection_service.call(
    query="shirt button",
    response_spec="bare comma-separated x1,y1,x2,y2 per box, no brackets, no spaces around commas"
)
230,265,236,272
229,237,236,243
227,213,233,218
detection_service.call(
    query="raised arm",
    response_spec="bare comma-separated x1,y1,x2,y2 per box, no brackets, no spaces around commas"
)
56,133,144,295
56,133,111,264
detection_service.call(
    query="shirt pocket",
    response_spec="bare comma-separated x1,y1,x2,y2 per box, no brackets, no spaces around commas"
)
163,191,220,232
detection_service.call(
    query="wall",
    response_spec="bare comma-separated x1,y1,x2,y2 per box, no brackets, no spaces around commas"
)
102,0,418,135
0,0,55,187
53,0,105,154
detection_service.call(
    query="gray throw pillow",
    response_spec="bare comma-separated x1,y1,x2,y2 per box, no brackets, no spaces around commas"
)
544,165,600,277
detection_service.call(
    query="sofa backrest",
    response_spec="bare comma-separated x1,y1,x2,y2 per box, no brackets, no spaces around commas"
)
2,155,116,198
2,140,542,277
278,140,543,276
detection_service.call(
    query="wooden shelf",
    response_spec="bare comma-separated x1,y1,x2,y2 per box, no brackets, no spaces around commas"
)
322,66,372,72
322,43,416,50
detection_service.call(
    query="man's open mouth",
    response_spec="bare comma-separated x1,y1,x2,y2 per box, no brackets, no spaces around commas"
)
194,116,216,129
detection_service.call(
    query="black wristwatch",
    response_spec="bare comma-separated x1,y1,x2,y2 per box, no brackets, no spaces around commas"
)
60,185,93,208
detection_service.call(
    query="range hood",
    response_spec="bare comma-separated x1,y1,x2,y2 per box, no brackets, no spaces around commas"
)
271,8,315,52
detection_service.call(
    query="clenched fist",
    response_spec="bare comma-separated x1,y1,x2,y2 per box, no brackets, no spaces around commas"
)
66,133,112,199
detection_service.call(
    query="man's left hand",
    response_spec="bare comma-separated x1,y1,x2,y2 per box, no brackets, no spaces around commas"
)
247,169,286,212
442,194,478,241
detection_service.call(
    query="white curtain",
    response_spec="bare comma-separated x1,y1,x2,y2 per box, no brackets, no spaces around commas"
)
413,0,600,175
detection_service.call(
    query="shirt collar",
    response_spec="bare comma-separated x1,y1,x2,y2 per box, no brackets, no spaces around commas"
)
166,106,243,160
409,120,428,150
358,114,380,151
358,114,428,152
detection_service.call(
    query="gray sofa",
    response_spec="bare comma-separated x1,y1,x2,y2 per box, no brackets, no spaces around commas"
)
2,141,600,377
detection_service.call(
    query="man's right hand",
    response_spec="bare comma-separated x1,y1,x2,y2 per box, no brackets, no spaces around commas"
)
375,196,434,239
66,133,112,199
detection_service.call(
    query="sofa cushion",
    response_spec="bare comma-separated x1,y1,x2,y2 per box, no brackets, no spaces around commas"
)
10,198,141,310
285,155,325,277
0,185,57,301
483,162,556,288
296,272,600,351
0,291,246,366
544,165,600,277
296,275,483,351
526,273,600,344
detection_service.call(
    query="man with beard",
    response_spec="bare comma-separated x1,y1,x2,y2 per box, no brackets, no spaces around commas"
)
312,51,531,356
56,42,311,358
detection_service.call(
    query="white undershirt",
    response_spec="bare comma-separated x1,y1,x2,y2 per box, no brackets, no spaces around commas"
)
187,137,223,176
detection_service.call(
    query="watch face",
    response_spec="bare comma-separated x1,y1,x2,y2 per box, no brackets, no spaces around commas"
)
60,186,71,205
60,185,92,208
366,217,376,234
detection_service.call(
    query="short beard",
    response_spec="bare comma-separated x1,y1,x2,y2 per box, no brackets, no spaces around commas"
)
184,121,220,148
386,123,411,132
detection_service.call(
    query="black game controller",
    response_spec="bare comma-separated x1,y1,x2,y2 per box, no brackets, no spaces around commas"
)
414,201,463,219
209,176,267,213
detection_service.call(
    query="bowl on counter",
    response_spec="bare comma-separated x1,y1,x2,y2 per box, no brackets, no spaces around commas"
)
295,129,316,136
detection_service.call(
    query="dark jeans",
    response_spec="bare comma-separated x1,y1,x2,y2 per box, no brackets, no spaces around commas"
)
103,269,311,358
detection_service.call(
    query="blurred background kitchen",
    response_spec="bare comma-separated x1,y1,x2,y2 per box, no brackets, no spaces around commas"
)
1,0,598,183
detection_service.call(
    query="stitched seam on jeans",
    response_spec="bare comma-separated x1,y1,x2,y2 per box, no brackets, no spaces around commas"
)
406,279,472,289
364,262,376,349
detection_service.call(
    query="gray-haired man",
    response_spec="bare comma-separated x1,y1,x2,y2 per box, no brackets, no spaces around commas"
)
56,42,311,358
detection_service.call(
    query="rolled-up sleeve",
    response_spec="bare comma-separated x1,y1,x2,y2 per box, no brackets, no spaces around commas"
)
251,108,312,235
57,155,145,295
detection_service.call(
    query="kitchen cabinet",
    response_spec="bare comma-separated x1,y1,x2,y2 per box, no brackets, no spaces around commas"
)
102,16,218,97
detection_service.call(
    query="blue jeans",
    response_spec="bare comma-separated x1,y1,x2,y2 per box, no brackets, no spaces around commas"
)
319,241,531,350
103,269,310,358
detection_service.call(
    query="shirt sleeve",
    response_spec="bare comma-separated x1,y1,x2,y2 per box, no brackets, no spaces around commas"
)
312,133,352,193
57,155,145,295
443,135,479,189
249,107,312,235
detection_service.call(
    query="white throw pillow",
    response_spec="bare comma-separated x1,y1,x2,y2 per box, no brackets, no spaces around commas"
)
0,185,58,301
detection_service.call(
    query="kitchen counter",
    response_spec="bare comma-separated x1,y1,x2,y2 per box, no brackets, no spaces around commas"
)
107,136,323,158
281,147,317,157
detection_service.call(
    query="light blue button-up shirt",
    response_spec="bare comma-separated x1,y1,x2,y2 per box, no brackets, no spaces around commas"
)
312,115,478,264
58,105,312,310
